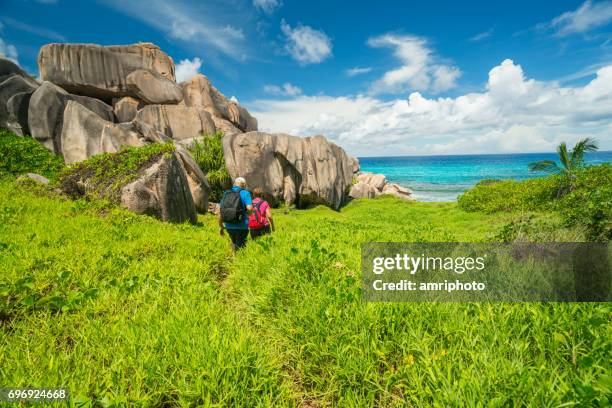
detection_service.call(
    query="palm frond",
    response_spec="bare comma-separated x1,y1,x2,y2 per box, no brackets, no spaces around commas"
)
570,137,599,167
528,160,560,173
557,143,570,171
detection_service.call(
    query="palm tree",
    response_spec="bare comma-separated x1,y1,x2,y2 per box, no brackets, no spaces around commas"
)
528,137,598,197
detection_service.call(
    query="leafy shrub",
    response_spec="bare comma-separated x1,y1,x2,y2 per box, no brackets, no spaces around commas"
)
556,164,612,241
59,142,175,203
188,131,231,202
0,128,64,180
460,164,612,242
458,177,558,213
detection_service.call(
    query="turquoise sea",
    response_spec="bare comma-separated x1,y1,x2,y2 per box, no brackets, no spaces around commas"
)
359,151,612,202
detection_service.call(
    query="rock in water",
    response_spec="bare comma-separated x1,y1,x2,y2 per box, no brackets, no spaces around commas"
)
0,75,38,131
38,43,177,101
181,74,257,132
28,81,114,153
133,105,216,144
382,183,414,201
121,152,197,224
223,132,354,209
60,101,142,163
125,69,183,104
113,96,142,123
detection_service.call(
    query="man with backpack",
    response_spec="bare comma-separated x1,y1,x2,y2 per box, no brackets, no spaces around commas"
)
248,187,275,239
219,177,253,251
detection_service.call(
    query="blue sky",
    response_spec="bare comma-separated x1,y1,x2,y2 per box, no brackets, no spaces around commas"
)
2,0,612,155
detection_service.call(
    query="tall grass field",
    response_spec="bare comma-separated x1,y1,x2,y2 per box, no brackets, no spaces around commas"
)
0,131,610,406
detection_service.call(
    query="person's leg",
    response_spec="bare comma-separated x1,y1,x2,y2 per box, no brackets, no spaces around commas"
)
231,229,248,250
250,228,263,239
227,229,247,251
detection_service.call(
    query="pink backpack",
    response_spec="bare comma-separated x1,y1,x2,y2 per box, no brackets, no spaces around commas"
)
248,198,268,229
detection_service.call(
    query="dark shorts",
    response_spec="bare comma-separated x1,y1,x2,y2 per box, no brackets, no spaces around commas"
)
227,228,248,250
250,225,271,239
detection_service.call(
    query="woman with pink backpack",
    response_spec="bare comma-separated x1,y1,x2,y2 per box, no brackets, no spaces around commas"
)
248,187,275,239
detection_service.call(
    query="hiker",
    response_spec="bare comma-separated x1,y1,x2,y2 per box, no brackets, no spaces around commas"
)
219,177,253,251
248,187,275,239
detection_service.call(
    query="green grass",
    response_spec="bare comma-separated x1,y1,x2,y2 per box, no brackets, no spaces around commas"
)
1,181,610,407
0,129,64,180
188,132,231,203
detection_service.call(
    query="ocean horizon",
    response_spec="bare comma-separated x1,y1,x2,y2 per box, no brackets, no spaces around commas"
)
359,151,612,202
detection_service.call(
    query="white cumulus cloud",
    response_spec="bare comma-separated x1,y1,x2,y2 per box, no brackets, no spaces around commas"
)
253,0,281,14
0,37,18,63
550,0,612,36
264,82,302,96
175,57,202,82
345,67,372,77
281,20,332,65
248,59,612,156
368,33,461,95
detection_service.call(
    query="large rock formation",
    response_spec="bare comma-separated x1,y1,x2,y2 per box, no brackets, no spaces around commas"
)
181,74,257,133
120,152,197,224
28,81,115,152
133,105,216,144
38,43,177,102
0,41,381,223
60,101,142,163
223,132,354,209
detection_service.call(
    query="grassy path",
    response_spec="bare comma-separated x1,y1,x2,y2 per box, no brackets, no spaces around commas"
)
1,180,610,406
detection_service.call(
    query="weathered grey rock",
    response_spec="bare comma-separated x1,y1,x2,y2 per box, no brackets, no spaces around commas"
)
358,172,386,191
133,105,215,143
349,181,378,199
120,152,197,224
6,92,32,136
0,75,38,130
125,69,183,104
28,81,114,152
38,43,175,101
181,74,257,132
113,96,142,122
382,183,414,201
132,120,171,144
211,115,242,136
0,57,38,86
19,173,50,185
223,132,354,209
60,101,142,163
175,145,211,213
350,156,360,174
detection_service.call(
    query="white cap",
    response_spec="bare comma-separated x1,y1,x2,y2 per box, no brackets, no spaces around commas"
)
234,177,247,186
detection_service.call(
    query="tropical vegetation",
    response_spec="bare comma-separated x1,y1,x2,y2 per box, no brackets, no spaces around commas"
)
0,130,610,406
